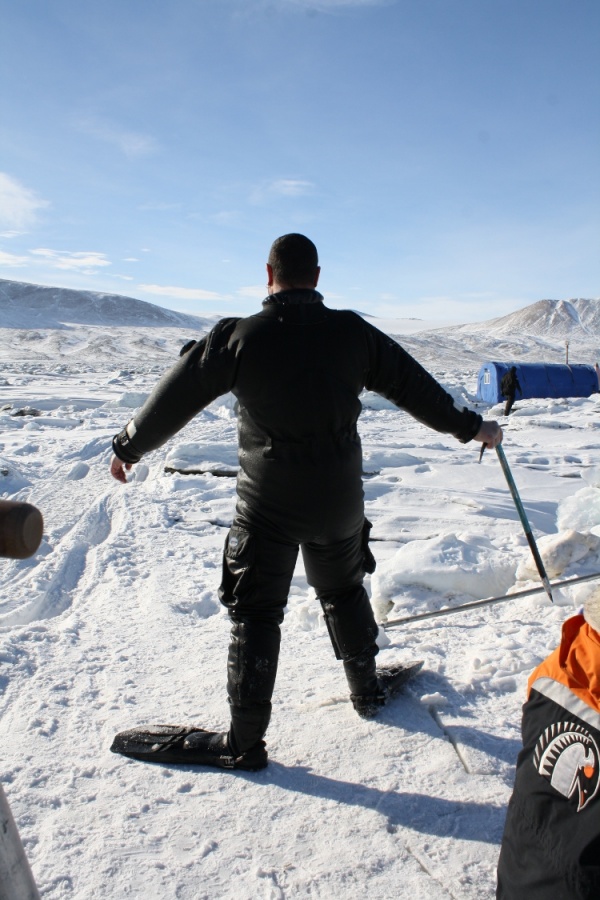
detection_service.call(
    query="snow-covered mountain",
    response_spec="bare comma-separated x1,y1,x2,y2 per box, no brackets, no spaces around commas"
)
0,277,598,368
0,278,215,330
0,279,221,365
381,297,600,371
452,297,600,340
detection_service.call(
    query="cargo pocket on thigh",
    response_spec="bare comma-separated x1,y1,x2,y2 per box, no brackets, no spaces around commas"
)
218,527,256,610
362,518,376,574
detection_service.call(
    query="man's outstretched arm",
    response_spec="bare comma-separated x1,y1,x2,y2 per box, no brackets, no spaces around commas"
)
360,319,503,449
108,318,240,483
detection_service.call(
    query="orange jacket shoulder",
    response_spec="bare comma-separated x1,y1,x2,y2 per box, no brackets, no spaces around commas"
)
528,614,600,715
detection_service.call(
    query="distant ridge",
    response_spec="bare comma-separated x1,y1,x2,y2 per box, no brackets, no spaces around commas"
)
447,297,600,340
0,278,214,330
1,278,598,367
396,297,600,371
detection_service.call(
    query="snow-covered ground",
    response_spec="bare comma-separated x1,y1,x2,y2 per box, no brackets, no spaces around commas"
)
1,291,600,899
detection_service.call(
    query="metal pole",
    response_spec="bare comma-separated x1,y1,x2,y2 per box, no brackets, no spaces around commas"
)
0,783,40,900
496,444,554,602
382,571,600,630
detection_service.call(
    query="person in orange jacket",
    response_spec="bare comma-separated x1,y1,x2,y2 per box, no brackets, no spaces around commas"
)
497,589,600,899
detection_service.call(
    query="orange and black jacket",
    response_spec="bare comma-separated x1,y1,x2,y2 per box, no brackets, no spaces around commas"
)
497,614,600,899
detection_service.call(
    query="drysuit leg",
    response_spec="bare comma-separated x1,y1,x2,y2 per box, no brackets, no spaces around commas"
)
302,522,380,698
218,525,299,754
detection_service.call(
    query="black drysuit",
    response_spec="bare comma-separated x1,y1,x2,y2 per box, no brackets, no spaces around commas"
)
113,290,483,753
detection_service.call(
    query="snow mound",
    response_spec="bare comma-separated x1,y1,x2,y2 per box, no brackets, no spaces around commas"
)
360,391,397,410
557,487,600,537
103,391,149,409
362,447,423,469
581,466,600,489
0,456,31,492
516,530,600,581
371,531,516,607
576,582,600,631
164,441,239,472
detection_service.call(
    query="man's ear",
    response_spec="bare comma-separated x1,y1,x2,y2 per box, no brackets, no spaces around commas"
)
314,266,321,287
266,263,274,287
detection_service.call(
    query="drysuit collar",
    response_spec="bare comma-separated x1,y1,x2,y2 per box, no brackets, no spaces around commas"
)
262,289,324,307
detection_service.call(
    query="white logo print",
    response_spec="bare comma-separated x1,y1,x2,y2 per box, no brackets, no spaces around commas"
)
533,721,600,812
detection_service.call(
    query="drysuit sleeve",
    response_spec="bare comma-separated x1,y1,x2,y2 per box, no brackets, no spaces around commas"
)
362,321,482,443
112,318,240,463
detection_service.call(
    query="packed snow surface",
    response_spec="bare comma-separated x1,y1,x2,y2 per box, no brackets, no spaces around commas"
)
1,289,600,898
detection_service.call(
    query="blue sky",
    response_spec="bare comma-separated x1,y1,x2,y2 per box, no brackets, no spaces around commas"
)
1,0,598,322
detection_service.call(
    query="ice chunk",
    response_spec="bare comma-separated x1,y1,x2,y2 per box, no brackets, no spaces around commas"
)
371,531,515,604
516,529,600,581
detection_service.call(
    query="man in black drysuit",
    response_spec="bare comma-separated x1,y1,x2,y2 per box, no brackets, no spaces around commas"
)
110,234,502,770
501,366,522,416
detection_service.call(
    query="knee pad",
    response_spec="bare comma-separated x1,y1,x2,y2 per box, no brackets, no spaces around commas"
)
319,584,379,660
218,527,256,609
227,619,281,705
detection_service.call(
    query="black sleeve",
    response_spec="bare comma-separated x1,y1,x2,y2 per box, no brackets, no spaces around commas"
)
112,318,240,463
361,320,482,443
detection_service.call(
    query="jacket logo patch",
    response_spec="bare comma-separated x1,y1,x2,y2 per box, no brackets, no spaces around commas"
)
533,721,600,812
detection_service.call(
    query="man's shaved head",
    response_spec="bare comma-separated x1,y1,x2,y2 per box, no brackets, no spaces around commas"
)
267,234,319,287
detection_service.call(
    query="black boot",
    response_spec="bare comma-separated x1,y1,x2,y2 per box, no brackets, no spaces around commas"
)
343,645,379,698
184,730,268,770
351,662,424,718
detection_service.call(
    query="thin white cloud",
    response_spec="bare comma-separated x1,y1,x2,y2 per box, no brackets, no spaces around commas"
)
138,284,226,302
271,178,314,197
138,202,181,211
0,249,29,267
283,0,387,9
250,178,315,204
77,117,158,158
0,173,49,230
271,179,314,197
29,249,111,273
237,284,268,300
123,257,140,262
211,211,242,226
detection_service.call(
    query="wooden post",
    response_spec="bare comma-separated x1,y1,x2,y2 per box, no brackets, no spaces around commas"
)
565,340,569,364
0,783,40,899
